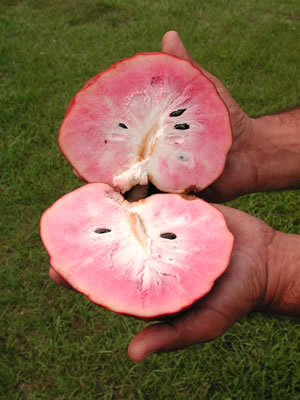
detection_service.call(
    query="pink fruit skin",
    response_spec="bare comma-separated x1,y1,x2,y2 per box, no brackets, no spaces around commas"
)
58,52,232,194
41,183,234,320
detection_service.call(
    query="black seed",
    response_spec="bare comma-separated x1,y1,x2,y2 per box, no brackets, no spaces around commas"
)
174,123,189,130
119,123,128,129
169,108,186,117
160,232,177,240
95,228,111,234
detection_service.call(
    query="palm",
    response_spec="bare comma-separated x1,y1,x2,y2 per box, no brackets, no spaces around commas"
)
128,204,275,362
161,31,258,202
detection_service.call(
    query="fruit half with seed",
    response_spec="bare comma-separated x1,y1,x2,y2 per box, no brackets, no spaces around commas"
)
59,52,232,194
40,183,234,319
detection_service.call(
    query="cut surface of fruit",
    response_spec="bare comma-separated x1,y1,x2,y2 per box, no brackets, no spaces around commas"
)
40,183,234,319
59,53,232,193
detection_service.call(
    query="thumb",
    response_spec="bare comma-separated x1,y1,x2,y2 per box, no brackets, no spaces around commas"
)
161,30,193,63
161,31,227,95
128,306,235,363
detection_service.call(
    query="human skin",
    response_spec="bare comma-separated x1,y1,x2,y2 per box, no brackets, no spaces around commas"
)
126,32,300,362
128,205,300,362
49,30,300,363
48,201,300,362
161,31,300,203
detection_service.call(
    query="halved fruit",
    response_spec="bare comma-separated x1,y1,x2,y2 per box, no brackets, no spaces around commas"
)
59,53,232,193
40,183,234,319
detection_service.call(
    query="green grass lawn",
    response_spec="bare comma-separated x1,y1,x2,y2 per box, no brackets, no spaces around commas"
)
1,0,300,398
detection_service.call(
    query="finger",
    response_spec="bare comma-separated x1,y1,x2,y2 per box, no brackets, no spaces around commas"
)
161,31,223,89
161,30,193,63
125,185,149,202
128,306,235,363
49,267,74,290
199,186,236,204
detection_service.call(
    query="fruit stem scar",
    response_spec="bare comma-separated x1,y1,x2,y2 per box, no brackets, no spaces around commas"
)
128,212,150,256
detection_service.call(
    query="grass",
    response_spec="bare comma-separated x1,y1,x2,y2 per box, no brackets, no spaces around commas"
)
1,0,300,398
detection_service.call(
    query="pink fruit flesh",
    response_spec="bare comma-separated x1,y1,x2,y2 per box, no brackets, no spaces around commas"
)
59,53,232,194
40,183,233,319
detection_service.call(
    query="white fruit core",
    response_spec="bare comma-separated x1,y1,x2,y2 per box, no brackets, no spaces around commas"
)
107,199,190,293
111,86,197,192
113,159,149,191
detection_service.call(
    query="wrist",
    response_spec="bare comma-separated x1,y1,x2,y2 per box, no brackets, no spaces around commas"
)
261,230,300,317
250,113,300,192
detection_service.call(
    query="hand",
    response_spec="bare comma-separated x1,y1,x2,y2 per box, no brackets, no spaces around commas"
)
49,267,74,290
128,204,276,362
49,203,274,358
71,32,300,200
162,31,260,202
49,201,300,362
